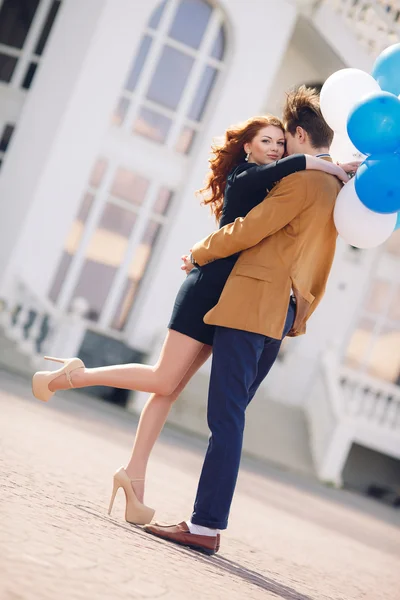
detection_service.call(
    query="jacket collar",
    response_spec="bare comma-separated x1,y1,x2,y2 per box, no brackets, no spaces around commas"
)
316,154,332,161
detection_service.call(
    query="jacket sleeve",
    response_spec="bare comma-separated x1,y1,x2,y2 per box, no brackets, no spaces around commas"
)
235,154,306,192
192,173,307,266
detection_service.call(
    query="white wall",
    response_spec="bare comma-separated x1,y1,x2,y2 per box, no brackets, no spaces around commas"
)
265,42,321,117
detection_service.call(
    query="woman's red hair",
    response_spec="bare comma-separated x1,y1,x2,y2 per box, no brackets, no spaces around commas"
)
197,115,284,222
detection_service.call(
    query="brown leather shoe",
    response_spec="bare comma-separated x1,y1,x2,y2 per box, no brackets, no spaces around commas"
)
144,521,217,555
216,533,220,553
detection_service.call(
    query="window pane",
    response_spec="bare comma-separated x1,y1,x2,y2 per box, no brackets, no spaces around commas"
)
364,279,391,315
97,203,136,238
112,97,130,127
21,62,37,89
65,193,96,255
34,0,61,55
124,35,152,92
50,193,95,303
153,187,173,216
0,123,15,152
89,158,108,189
175,126,196,154
142,220,162,246
111,221,162,330
385,229,400,256
71,260,118,322
148,0,166,29
146,46,194,111
389,288,400,322
168,0,212,49
110,168,150,205
71,204,138,321
211,25,225,60
77,192,95,223
111,278,139,331
0,53,18,82
187,65,217,121
345,317,375,370
133,106,172,143
48,252,73,303
0,0,40,49
365,324,400,383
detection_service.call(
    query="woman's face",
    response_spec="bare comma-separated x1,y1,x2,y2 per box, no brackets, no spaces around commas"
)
244,125,285,165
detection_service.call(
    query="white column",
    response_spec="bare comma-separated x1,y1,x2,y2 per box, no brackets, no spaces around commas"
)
317,421,354,486
127,0,298,351
0,0,159,296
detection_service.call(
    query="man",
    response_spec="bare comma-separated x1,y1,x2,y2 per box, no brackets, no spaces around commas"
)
144,87,341,555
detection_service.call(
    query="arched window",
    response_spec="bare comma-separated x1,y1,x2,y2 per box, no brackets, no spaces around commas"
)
0,0,62,168
112,0,226,154
0,0,61,88
49,0,227,333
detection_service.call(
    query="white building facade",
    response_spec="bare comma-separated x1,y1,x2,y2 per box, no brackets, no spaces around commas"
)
0,0,399,493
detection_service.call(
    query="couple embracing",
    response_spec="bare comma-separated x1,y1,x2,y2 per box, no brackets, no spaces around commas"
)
33,86,356,555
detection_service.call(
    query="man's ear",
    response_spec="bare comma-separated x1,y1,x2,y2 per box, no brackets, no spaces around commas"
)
296,126,308,144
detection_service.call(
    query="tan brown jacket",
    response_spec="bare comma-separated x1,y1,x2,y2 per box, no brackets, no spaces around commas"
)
191,166,341,339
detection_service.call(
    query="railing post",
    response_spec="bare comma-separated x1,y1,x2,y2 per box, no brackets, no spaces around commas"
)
317,422,354,486
322,0,400,57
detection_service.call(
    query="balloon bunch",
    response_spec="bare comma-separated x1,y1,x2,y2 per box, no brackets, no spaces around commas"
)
320,44,400,249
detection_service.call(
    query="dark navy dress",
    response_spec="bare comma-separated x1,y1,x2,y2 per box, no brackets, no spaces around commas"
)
168,154,306,345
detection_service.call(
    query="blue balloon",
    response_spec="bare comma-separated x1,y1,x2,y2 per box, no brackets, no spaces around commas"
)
395,212,400,231
347,92,400,155
355,154,400,214
372,43,400,96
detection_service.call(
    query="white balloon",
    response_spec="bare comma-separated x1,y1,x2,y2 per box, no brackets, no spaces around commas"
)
334,179,396,249
320,68,381,133
330,132,366,163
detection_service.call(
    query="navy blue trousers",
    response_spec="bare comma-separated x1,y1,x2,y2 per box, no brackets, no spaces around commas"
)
191,300,296,530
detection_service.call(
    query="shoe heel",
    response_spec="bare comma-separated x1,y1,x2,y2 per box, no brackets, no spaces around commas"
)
108,480,120,516
32,357,85,402
44,356,66,364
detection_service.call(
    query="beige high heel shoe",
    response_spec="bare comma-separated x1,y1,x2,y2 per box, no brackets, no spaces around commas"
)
108,467,155,526
32,356,85,402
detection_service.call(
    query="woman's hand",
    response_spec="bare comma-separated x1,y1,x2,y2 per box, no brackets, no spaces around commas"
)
338,161,362,176
333,161,362,184
181,254,194,275
306,155,358,183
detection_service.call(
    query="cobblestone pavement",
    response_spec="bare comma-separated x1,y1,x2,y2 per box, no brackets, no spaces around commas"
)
1,371,399,600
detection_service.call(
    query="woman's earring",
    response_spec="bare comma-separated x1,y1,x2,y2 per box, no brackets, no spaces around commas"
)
245,152,250,162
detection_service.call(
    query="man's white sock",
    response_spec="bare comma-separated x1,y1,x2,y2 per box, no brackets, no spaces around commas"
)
186,519,219,537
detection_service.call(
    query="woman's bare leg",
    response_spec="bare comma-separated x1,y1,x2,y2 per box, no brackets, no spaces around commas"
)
48,330,203,396
125,344,212,503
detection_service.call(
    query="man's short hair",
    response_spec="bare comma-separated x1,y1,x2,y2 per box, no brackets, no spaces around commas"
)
283,85,334,148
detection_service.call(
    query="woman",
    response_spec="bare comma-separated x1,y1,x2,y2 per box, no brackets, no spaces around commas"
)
32,115,356,525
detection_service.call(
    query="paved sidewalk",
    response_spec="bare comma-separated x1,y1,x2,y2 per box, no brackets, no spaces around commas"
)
0,370,399,600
